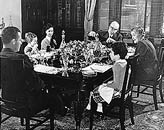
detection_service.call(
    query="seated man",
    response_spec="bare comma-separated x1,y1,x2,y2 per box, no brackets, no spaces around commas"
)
88,21,123,47
0,26,64,114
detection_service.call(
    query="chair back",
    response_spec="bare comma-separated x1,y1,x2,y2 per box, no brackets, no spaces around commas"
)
127,54,139,85
1,58,55,130
121,54,139,100
158,46,164,75
0,57,27,102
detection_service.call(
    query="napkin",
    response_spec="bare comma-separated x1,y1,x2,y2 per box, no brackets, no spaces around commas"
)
44,52,54,58
34,64,60,74
84,63,112,73
30,54,40,58
98,84,114,104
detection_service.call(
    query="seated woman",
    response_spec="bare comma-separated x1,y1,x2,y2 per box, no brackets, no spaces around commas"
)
131,26,158,84
41,23,57,51
86,41,128,113
24,32,39,56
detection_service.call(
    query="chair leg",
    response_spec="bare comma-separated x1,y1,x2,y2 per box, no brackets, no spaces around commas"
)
159,78,164,103
137,85,140,97
89,96,98,130
0,112,1,127
20,118,24,126
128,101,135,125
153,84,158,110
89,97,94,130
25,118,30,130
50,112,54,130
120,107,125,130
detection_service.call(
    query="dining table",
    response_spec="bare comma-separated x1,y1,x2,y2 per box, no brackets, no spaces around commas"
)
34,62,113,130
32,42,135,129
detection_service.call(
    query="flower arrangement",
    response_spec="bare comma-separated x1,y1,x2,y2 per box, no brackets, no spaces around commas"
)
59,40,86,69
59,40,111,70
29,38,111,71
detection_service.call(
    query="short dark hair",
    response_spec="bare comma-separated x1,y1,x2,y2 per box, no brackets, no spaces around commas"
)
111,41,128,59
45,23,53,31
1,26,20,44
42,23,53,36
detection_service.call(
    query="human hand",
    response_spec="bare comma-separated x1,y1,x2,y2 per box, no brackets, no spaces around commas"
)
106,37,115,43
88,31,97,37
53,39,57,45
95,36,99,41
106,81,113,87
33,44,38,51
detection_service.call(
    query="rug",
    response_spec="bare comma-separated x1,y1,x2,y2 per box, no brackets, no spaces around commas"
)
1,80,164,130
1,102,164,130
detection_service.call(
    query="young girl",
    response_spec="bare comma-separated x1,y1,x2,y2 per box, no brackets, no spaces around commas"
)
87,41,128,113
41,23,57,51
24,32,39,57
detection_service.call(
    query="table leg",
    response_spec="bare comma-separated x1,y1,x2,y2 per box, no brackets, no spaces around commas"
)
73,91,85,130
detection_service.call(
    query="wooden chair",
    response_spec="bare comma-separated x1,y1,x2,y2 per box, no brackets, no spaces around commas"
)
0,58,54,130
89,54,139,130
135,42,164,110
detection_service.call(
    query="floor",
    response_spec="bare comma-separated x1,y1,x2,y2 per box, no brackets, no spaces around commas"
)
1,78,164,130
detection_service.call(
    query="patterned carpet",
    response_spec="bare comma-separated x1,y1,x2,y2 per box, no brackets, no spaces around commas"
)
1,82,164,130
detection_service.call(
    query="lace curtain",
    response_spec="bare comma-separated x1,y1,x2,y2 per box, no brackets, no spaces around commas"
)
84,0,97,41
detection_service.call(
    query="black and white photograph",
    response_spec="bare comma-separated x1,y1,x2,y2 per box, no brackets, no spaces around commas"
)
0,0,164,129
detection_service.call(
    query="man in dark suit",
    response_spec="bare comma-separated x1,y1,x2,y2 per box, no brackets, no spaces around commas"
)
0,26,64,114
88,21,123,47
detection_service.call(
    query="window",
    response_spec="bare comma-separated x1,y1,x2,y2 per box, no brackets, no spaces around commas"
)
97,0,121,31
98,0,110,30
121,0,151,33
162,14,164,35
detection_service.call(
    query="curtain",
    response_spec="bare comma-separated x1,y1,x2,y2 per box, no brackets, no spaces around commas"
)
84,0,97,41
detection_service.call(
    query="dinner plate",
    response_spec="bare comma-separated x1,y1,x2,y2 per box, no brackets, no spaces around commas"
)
82,69,97,77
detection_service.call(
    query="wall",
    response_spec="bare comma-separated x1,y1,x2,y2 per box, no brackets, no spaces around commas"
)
149,0,163,37
0,0,21,31
94,0,122,31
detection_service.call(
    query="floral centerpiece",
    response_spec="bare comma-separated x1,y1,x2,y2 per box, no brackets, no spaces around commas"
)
58,39,111,72
29,38,111,73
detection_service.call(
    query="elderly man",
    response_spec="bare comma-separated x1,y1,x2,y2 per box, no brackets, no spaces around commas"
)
0,26,65,115
88,21,123,47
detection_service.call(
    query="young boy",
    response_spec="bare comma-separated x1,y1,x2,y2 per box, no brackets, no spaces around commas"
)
87,41,128,113
24,32,39,56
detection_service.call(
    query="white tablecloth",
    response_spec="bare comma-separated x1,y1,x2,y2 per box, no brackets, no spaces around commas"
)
82,63,112,73
34,64,61,74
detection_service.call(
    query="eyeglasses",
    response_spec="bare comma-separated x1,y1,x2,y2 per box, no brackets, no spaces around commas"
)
47,30,54,32
110,26,118,31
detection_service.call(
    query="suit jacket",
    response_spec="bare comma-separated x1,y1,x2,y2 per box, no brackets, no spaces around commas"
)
135,39,158,83
0,48,48,111
0,48,45,97
97,31,123,47
0,37,3,51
